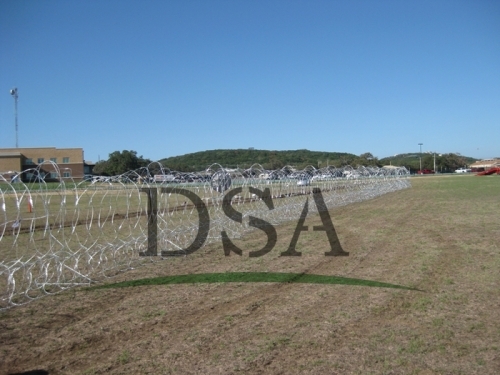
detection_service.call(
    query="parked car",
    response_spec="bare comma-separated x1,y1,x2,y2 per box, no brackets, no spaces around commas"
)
417,169,435,174
455,168,471,173
297,179,310,186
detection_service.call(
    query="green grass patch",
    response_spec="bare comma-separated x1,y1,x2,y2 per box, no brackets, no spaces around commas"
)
87,272,419,291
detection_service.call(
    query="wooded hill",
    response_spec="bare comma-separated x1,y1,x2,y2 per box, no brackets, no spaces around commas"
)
159,149,478,173
94,149,478,175
158,149,362,171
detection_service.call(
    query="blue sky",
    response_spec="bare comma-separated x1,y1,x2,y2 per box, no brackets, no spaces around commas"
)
0,0,499,163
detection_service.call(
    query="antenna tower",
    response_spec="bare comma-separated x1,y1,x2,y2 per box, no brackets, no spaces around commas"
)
10,88,19,148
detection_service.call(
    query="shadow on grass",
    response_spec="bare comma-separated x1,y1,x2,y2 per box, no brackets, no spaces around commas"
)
88,272,420,291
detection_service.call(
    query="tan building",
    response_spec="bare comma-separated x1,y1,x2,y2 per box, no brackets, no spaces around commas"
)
0,147,92,182
469,158,500,172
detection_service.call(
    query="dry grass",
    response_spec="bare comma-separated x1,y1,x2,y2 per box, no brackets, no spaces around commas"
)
1,175,499,374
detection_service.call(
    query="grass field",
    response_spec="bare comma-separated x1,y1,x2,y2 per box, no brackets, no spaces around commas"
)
1,174,498,374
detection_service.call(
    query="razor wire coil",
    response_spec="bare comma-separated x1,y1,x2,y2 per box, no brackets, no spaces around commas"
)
1,161,410,309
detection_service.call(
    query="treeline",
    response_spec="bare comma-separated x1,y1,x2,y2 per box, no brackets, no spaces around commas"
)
157,149,378,171
92,149,478,176
379,153,477,173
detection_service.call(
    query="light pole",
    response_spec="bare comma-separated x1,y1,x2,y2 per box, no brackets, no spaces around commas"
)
10,88,18,148
418,143,423,172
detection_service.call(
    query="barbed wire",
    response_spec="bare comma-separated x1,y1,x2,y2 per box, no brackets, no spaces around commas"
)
0,161,410,309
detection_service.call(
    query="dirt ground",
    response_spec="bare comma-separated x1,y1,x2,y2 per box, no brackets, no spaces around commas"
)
1,175,499,374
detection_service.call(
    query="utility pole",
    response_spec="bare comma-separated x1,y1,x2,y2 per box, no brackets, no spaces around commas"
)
10,88,18,148
418,143,423,171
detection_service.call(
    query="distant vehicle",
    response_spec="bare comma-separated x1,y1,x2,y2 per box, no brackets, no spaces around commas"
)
154,174,176,183
297,179,310,186
455,168,471,173
92,176,111,182
343,171,358,179
311,175,330,181
417,169,435,174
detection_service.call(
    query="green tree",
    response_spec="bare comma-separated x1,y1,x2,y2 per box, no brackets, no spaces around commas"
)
355,152,381,167
95,150,151,175
422,154,435,170
359,152,374,160
437,153,467,173
92,160,109,175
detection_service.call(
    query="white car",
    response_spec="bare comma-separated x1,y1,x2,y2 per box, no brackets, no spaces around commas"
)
297,179,310,186
455,168,471,173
